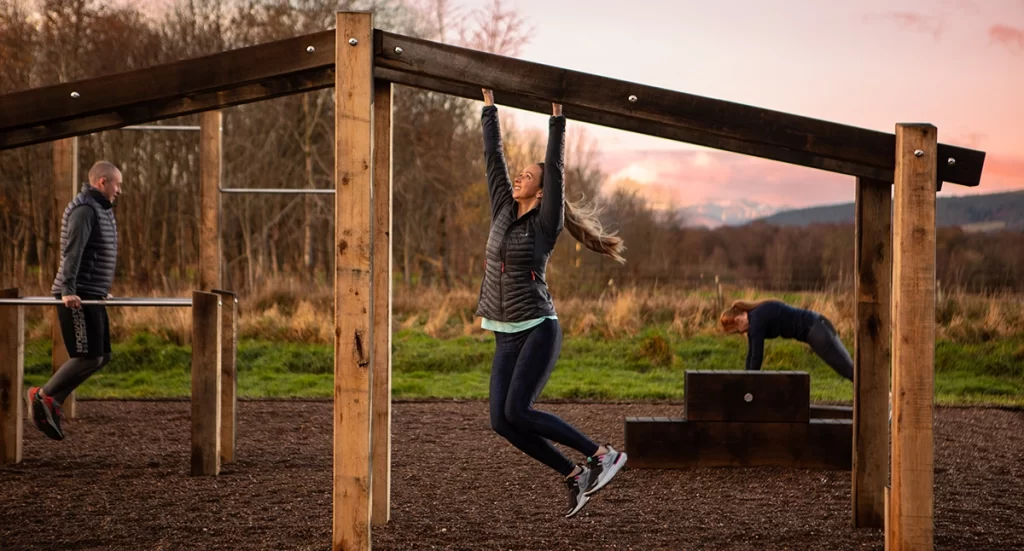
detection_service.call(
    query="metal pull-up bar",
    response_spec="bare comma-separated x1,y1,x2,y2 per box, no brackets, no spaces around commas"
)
0,297,193,307
120,125,200,131
218,186,335,194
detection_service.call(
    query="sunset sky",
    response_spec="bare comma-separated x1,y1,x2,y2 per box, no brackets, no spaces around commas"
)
459,0,1024,209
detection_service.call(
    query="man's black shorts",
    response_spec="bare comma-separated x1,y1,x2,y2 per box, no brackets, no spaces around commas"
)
55,295,111,358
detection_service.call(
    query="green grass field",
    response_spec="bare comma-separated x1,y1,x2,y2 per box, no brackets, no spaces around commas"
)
21,328,1024,406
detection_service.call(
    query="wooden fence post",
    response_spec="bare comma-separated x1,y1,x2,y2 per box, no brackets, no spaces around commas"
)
212,289,237,464
52,137,77,419
0,288,24,465
191,290,222,476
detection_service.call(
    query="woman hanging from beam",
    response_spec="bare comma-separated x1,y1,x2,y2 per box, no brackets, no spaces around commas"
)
719,299,853,382
476,88,627,518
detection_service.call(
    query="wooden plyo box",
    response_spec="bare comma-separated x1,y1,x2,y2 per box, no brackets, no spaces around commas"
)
626,370,852,470
684,370,810,423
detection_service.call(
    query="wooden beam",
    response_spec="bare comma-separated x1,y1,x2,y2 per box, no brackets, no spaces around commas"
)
853,177,891,529
212,289,237,465
370,79,393,527
375,31,984,187
0,289,24,465
190,290,222,477
889,124,937,551
0,31,334,135
334,12,374,551
1,68,334,150
51,137,78,419
374,68,893,182
0,30,985,187
199,111,222,291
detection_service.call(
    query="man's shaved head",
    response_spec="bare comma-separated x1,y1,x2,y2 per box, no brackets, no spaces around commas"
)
88,161,120,185
87,161,123,204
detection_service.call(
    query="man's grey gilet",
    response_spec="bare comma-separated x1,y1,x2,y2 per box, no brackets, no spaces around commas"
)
51,187,118,298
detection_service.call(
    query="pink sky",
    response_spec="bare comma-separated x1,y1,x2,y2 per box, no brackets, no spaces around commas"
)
463,0,1024,208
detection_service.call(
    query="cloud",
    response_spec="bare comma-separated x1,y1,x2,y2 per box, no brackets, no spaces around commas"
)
596,149,853,209
989,24,1024,54
863,11,944,40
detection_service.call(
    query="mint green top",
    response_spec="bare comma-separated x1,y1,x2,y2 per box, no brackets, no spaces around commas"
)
481,315,558,333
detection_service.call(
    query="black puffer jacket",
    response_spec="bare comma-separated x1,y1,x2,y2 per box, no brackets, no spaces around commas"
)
51,186,118,298
475,105,566,322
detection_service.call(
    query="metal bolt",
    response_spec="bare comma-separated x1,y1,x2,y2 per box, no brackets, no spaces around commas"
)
947,157,956,166
627,94,638,103
914,149,924,157
70,91,80,99
348,38,358,46
394,46,404,55
744,393,754,403
306,45,315,53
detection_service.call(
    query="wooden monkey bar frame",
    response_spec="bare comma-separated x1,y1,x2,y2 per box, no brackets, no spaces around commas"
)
0,10,981,551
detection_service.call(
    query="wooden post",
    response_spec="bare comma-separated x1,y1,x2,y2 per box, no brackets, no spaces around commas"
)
885,486,892,551
334,11,374,551
370,78,393,526
52,137,78,419
0,289,24,465
852,177,891,528
199,111,223,291
212,289,237,464
190,290,222,476
889,124,938,550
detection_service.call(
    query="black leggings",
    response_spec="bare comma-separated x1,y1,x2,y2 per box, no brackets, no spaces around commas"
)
806,316,854,381
43,354,111,404
489,318,599,477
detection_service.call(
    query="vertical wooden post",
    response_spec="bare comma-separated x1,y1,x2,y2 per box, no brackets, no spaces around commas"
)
0,289,24,465
191,291,222,476
212,289,237,464
200,111,223,291
889,124,938,551
334,11,374,551
885,486,892,551
852,177,891,528
52,137,78,419
371,79,393,526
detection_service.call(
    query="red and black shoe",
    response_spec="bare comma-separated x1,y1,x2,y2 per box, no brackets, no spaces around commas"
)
27,387,65,441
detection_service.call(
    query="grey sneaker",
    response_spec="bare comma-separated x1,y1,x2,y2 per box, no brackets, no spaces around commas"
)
564,466,594,518
583,444,626,496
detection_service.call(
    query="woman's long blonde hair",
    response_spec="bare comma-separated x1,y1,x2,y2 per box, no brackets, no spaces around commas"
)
536,162,625,264
719,298,782,333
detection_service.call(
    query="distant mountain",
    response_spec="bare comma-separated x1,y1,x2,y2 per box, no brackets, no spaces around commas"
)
754,191,1024,231
681,199,789,228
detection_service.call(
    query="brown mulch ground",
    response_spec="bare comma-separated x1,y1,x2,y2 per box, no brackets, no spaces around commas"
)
1,400,1022,551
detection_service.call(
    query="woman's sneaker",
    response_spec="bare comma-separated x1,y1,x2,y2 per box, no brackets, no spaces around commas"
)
584,444,626,496
564,466,594,518
27,387,65,441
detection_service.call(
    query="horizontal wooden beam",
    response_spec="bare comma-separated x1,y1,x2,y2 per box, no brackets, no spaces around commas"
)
375,68,894,182
0,28,986,187
375,31,984,186
0,30,334,134
1,67,334,150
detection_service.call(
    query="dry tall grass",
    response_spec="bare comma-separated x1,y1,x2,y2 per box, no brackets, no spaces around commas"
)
16,276,1024,345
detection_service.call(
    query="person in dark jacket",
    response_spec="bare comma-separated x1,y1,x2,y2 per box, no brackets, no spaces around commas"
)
28,161,122,441
719,299,853,381
477,89,627,519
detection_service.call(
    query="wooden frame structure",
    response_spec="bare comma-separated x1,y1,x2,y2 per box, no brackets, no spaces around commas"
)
0,292,235,476
0,10,985,551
